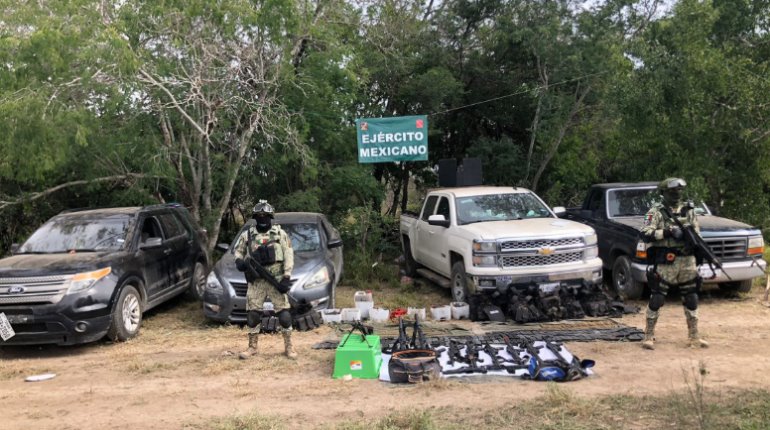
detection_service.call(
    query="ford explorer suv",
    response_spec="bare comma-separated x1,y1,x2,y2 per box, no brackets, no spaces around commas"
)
0,204,209,346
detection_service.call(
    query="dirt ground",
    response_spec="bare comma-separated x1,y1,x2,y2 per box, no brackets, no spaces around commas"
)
1,284,769,430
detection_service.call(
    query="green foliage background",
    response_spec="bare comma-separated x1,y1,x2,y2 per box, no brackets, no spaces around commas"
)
1,0,769,258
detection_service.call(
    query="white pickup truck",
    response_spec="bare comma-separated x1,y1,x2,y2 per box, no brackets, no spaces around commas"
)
400,186,604,303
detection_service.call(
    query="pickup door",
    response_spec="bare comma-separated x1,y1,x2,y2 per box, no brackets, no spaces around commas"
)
414,194,454,275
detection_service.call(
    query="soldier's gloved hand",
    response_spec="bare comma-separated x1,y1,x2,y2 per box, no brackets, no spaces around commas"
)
235,258,247,272
665,226,683,240
277,276,293,294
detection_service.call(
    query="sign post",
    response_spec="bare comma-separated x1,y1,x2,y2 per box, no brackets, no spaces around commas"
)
356,115,428,163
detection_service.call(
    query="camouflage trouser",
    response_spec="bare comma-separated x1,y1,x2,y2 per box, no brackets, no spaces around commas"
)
653,255,698,296
246,263,289,312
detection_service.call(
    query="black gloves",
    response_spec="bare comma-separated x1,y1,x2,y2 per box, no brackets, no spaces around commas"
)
235,258,246,272
276,276,292,294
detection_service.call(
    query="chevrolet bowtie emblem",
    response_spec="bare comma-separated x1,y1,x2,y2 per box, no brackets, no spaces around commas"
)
538,247,555,255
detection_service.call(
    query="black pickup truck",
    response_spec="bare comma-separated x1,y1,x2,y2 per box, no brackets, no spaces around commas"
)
561,182,766,299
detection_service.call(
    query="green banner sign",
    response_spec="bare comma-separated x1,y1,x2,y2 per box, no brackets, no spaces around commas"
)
356,115,428,163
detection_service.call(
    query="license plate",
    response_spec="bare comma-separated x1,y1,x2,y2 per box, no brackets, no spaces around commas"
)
538,282,560,293
0,312,16,341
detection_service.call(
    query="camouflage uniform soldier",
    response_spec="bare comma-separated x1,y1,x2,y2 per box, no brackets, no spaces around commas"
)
640,178,708,350
233,200,296,359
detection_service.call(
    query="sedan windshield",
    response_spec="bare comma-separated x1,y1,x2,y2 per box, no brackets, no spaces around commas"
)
607,189,709,217
283,223,321,253
19,215,131,253
455,193,552,225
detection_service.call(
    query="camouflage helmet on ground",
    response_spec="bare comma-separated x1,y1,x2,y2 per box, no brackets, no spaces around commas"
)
252,200,275,218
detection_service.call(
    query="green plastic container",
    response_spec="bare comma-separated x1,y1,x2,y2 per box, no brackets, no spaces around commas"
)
332,333,382,379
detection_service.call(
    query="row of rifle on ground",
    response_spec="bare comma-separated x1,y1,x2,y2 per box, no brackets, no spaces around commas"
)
382,316,594,383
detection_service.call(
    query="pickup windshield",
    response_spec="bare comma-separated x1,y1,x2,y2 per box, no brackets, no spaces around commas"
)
455,193,551,225
607,188,709,217
19,214,131,254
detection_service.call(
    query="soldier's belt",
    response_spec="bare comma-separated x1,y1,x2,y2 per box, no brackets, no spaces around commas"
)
650,247,692,264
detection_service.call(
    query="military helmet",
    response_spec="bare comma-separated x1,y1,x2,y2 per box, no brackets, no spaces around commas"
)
658,178,687,190
252,200,275,218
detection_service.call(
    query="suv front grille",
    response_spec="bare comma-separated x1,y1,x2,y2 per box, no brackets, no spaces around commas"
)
500,251,583,267
0,275,71,306
231,281,248,297
705,237,747,260
501,238,583,251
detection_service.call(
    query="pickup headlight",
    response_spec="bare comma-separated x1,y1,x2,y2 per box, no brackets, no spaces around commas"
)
748,236,764,255
67,267,112,293
473,240,497,253
206,271,223,292
584,234,597,246
303,266,330,290
472,255,497,267
584,246,599,260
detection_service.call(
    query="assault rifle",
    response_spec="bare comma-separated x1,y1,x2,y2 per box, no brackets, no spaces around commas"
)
389,317,410,353
660,206,731,280
442,340,488,375
237,254,291,292
481,342,506,372
501,335,529,373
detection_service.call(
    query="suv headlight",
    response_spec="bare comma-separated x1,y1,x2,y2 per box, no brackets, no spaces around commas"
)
68,267,112,293
584,233,597,246
206,271,223,292
473,240,497,253
303,266,330,290
748,236,764,255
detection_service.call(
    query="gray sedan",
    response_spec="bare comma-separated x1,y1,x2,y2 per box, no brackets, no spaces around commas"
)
202,212,343,323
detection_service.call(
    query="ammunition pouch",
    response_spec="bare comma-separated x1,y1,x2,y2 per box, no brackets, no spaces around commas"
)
253,244,277,266
261,308,278,333
388,349,440,383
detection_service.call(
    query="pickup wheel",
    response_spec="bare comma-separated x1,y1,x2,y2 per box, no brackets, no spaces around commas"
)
107,285,143,342
451,262,470,303
719,280,753,294
612,256,644,300
402,238,420,277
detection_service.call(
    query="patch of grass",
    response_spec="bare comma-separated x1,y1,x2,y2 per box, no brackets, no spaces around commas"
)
210,412,286,430
336,266,450,311
333,410,437,430
125,359,174,375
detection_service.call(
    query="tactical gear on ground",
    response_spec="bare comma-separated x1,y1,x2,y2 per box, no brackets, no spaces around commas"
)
642,307,658,350
685,308,709,348
239,333,259,359
283,329,297,359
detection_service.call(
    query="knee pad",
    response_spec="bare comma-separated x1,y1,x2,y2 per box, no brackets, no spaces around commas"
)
649,293,665,311
247,310,261,328
683,292,698,311
278,309,292,329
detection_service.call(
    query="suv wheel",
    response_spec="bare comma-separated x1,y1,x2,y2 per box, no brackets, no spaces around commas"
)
187,262,207,301
108,285,143,342
718,280,753,294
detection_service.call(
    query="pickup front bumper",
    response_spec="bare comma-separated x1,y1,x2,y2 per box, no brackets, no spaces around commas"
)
470,259,604,293
631,258,767,284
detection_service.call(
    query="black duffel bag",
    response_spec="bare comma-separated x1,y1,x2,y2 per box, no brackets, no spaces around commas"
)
388,349,440,383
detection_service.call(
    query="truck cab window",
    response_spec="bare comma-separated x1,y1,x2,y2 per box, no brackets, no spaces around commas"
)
436,197,450,221
421,196,439,221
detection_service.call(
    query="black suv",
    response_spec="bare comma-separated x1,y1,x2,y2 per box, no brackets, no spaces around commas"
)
0,204,209,346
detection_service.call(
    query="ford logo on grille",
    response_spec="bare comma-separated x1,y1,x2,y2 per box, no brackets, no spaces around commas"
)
8,285,26,294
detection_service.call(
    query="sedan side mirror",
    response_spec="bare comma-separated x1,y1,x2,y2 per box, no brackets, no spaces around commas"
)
216,243,230,252
139,237,163,250
428,214,450,228
552,206,566,216
327,239,343,249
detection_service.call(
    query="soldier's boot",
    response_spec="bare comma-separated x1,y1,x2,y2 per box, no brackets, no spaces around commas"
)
238,333,259,359
282,329,297,359
641,307,659,350
685,308,709,348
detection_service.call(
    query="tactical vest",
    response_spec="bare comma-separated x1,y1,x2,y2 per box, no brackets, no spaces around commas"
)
248,226,285,264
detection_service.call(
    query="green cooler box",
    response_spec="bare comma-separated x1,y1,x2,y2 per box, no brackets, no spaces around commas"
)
332,333,382,379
